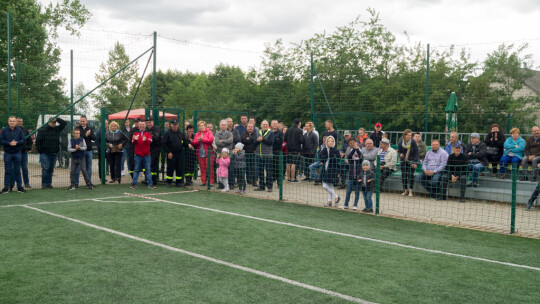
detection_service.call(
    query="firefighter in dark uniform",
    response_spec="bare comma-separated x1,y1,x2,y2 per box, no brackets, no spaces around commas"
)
163,119,193,187
184,124,196,186
145,116,162,186
128,118,141,179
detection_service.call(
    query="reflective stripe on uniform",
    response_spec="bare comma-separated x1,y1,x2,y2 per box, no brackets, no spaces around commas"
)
166,176,173,180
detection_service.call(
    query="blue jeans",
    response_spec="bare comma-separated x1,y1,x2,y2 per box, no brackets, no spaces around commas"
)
309,161,321,180
417,171,447,198
362,191,373,209
4,152,22,189
75,151,93,185
344,179,361,207
21,152,29,185
121,147,128,171
133,154,152,186
245,153,256,184
499,155,521,174
257,155,273,189
469,162,484,183
40,153,57,187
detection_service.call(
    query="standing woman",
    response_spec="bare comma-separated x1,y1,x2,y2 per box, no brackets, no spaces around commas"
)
499,128,525,179
319,136,341,207
106,121,128,184
398,129,419,196
192,121,215,186
484,124,506,178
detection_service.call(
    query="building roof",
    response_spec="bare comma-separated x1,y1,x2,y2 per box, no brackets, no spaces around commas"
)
523,68,540,95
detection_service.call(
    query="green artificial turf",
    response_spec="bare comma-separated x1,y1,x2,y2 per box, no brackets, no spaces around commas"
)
1,185,540,303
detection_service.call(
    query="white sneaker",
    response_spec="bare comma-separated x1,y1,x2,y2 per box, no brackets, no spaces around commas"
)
121,172,126,176
221,188,229,192
339,205,345,210
352,206,357,210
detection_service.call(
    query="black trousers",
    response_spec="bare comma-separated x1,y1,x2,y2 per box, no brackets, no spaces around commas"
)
166,152,184,184
108,152,122,181
128,148,135,177
150,147,160,184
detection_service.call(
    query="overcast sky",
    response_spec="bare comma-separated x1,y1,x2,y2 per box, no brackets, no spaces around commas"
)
45,0,540,105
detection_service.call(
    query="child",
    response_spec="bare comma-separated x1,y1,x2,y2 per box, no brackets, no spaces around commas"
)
359,160,375,212
319,136,341,207
216,148,231,192
231,143,246,194
341,139,363,210
68,129,93,190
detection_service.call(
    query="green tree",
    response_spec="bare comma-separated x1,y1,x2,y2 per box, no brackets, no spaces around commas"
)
0,0,91,126
94,41,139,113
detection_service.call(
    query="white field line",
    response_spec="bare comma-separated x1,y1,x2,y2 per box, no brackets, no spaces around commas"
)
21,205,374,304
91,199,156,204
0,190,199,208
126,193,540,273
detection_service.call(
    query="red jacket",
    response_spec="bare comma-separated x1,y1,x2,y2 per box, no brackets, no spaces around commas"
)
132,130,153,156
192,129,214,158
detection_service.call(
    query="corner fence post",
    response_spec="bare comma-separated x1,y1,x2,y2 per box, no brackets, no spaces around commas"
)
207,147,211,190
279,152,283,201
375,154,381,215
100,107,107,185
510,165,517,234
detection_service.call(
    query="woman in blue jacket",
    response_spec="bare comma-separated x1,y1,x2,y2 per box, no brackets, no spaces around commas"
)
319,136,341,207
499,128,525,179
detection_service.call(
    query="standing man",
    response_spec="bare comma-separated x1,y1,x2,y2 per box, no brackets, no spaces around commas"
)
284,118,304,183
235,115,249,141
95,119,109,182
130,119,154,189
146,117,162,186
36,117,67,188
302,122,318,182
271,119,284,182
75,115,96,187
322,120,338,143
163,119,191,187
1,116,26,193
254,120,275,192
121,119,131,176
16,117,32,188
127,118,140,179
370,122,383,148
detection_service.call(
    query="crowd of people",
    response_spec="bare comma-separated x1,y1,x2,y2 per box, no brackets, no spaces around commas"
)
2,114,540,211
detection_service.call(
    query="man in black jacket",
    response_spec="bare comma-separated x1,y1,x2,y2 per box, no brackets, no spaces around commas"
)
36,117,67,188
95,119,109,182
271,120,284,182
163,119,192,187
302,122,318,181
16,117,32,188
146,117,162,186
466,132,488,187
370,122,383,148
284,118,304,183
75,115,96,186
241,123,258,186
446,144,469,202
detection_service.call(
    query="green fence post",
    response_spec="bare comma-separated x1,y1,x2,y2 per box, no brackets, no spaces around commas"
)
375,154,381,215
279,152,283,201
510,165,517,234
100,107,107,185
207,147,211,190
7,12,12,117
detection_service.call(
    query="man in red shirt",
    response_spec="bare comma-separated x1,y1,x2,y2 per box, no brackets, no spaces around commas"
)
131,120,155,189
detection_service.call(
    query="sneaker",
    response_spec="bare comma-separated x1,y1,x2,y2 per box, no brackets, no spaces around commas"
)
254,188,265,191
334,196,341,205
148,185,157,189
361,208,369,212
221,188,229,192
17,188,26,193
291,180,300,183
367,208,374,213
74,184,79,188
130,184,137,189
267,188,273,192
287,179,292,182
68,185,76,191
87,185,93,190
121,172,126,176
241,190,246,194
25,184,32,188
324,202,332,207
339,205,345,210
352,206,357,210
236,190,242,194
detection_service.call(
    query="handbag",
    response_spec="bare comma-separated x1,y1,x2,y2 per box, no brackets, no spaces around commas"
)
486,146,499,156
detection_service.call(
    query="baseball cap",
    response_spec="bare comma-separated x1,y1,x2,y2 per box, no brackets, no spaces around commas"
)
170,119,179,124
381,138,390,145
344,130,351,136
375,122,382,128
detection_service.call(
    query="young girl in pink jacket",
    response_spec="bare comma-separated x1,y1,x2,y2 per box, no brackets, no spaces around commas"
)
216,148,231,192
